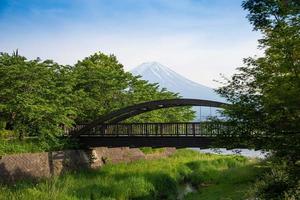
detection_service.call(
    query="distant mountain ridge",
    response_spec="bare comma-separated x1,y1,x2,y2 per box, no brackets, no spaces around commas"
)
131,62,222,102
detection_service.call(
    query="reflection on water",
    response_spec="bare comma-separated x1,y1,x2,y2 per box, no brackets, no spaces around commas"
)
190,148,269,159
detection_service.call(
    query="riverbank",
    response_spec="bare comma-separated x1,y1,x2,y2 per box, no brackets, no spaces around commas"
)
0,149,266,200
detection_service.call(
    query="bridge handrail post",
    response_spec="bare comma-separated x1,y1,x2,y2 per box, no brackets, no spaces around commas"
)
199,123,202,136
145,124,148,136
192,123,196,137
185,123,188,136
116,124,119,137
101,124,106,136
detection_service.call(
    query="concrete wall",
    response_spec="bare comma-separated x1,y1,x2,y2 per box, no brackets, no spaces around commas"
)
0,147,176,183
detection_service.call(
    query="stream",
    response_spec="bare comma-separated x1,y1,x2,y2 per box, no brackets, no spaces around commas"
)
176,148,269,199
190,148,269,159
177,183,197,200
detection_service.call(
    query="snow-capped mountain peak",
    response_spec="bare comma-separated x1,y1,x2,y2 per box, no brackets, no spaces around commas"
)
131,62,222,101
132,62,174,78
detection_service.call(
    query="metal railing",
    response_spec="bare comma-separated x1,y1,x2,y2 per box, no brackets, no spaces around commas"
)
66,122,229,137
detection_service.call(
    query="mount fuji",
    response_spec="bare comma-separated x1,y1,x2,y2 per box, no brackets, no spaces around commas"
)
131,62,223,102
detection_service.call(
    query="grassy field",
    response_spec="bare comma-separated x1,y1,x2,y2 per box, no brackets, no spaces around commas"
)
0,149,265,200
0,138,45,156
0,137,77,157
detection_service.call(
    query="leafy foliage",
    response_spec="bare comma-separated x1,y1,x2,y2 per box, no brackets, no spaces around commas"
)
0,51,195,150
0,52,76,142
217,0,300,157
71,53,194,124
216,0,300,198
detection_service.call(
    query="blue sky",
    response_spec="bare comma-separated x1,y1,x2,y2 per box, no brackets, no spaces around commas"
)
0,0,261,87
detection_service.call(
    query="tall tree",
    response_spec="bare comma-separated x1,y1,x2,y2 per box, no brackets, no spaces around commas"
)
72,52,195,123
72,53,132,123
216,0,299,198
218,0,299,155
0,53,76,142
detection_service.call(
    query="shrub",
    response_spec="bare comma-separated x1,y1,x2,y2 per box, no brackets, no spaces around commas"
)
283,181,300,200
250,166,295,199
0,130,17,139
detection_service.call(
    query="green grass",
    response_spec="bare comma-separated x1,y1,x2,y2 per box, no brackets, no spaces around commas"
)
0,149,265,200
0,138,46,157
184,164,265,200
0,138,78,157
139,147,165,154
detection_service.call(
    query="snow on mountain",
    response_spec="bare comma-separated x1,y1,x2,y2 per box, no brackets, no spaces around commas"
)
131,62,222,101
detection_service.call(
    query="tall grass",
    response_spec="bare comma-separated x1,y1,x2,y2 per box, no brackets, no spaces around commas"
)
0,139,45,157
0,149,264,200
0,138,78,157
139,147,165,154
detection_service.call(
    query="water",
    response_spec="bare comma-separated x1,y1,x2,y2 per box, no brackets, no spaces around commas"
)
177,183,196,200
190,148,269,159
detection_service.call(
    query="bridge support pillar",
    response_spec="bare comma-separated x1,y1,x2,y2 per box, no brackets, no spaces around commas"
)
86,148,102,169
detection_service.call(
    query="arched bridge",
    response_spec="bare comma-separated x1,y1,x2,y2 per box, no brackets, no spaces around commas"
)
67,98,232,148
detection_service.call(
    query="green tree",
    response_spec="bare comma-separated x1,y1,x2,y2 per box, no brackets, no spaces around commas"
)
0,52,75,144
71,52,133,123
72,52,195,123
216,0,300,198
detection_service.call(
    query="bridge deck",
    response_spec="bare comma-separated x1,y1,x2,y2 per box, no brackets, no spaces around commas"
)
78,136,216,148
68,122,233,148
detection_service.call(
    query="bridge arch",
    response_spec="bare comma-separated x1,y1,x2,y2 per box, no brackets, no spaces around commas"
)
76,98,226,135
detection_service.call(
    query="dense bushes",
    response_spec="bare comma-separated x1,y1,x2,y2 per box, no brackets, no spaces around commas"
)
248,159,300,200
